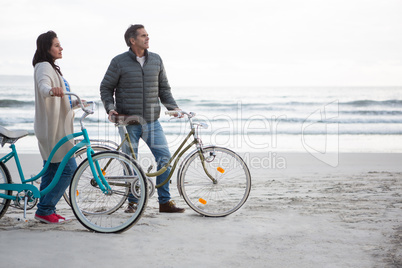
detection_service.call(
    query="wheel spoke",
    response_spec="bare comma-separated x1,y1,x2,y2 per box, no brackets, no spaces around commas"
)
70,151,147,233
180,147,251,217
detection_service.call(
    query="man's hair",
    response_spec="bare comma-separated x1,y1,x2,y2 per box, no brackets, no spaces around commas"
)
124,24,145,47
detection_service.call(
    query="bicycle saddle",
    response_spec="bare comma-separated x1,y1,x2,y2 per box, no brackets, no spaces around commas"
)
0,126,29,146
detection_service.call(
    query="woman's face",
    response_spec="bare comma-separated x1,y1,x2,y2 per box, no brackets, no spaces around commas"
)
49,37,63,60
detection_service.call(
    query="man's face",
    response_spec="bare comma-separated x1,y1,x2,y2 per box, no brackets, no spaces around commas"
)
131,28,149,50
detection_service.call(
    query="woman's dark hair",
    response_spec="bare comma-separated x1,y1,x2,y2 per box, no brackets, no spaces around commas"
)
124,24,144,47
32,30,62,76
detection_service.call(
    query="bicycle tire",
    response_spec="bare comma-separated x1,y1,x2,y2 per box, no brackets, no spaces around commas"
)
63,145,113,206
179,146,251,217
0,162,12,219
71,151,131,216
70,151,148,233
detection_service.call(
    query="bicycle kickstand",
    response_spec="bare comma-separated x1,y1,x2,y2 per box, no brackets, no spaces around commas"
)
23,196,28,222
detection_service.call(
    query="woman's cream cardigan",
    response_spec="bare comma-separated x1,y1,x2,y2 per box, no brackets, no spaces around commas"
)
34,62,74,163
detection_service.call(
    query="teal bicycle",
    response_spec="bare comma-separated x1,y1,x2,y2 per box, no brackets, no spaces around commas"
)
0,92,148,233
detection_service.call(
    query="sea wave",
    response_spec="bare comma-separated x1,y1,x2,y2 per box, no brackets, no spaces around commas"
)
0,99,34,107
181,99,402,110
341,99,402,107
5,112,401,127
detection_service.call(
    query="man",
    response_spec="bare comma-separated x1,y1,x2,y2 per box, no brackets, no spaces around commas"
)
100,24,184,213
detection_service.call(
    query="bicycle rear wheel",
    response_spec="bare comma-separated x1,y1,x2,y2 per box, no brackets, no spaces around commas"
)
0,162,12,219
179,146,251,217
70,151,147,233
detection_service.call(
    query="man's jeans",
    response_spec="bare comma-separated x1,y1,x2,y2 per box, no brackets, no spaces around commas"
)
36,157,77,216
119,120,171,204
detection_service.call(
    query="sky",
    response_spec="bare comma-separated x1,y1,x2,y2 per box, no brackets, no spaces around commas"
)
1,0,401,87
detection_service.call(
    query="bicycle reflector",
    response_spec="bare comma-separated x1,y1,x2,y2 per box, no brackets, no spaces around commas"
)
217,167,225,173
199,198,207,205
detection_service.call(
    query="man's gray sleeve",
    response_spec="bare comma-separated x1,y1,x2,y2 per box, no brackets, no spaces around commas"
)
158,60,178,110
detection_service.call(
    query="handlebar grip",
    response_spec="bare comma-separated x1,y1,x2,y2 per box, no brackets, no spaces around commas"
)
165,110,196,118
165,111,179,116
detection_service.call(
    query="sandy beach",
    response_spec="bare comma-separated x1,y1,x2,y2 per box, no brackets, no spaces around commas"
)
0,152,401,267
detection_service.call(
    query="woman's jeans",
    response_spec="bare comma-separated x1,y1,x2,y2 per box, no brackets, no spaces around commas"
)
119,120,171,204
36,157,77,216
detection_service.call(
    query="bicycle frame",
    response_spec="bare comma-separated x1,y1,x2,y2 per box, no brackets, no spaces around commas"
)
0,93,112,201
117,112,216,189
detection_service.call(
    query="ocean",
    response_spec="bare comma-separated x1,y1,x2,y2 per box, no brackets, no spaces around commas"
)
1,75,402,157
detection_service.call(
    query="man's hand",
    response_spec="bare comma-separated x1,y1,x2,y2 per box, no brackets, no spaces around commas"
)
108,110,118,122
174,108,184,118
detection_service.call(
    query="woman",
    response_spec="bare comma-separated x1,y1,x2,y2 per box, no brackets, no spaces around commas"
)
32,31,76,224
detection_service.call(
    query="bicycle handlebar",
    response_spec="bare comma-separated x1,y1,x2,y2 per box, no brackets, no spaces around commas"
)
165,110,208,129
165,110,196,118
65,92,95,114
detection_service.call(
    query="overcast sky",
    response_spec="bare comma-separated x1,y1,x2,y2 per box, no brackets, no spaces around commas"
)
1,0,401,87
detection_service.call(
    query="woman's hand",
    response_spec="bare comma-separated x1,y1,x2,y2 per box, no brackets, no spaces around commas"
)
71,99,89,109
49,87,64,97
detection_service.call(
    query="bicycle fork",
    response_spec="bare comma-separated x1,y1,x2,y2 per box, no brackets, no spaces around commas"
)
198,149,218,184
85,147,113,194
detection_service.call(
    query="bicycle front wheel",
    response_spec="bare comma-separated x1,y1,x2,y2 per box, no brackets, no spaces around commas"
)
179,146,251,217
70,151,148,233
63,145,113,206
0,162,12,219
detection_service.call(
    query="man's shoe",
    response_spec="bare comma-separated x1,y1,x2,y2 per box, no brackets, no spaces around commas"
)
35,213,69,224
124,202,138,213
159,200,185,213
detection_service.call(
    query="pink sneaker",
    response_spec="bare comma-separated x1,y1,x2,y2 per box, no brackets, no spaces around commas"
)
55,214,72,223
35,213,69,224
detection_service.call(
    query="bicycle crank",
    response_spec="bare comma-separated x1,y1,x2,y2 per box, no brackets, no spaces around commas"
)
131,177,155,199
14,190,38,215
